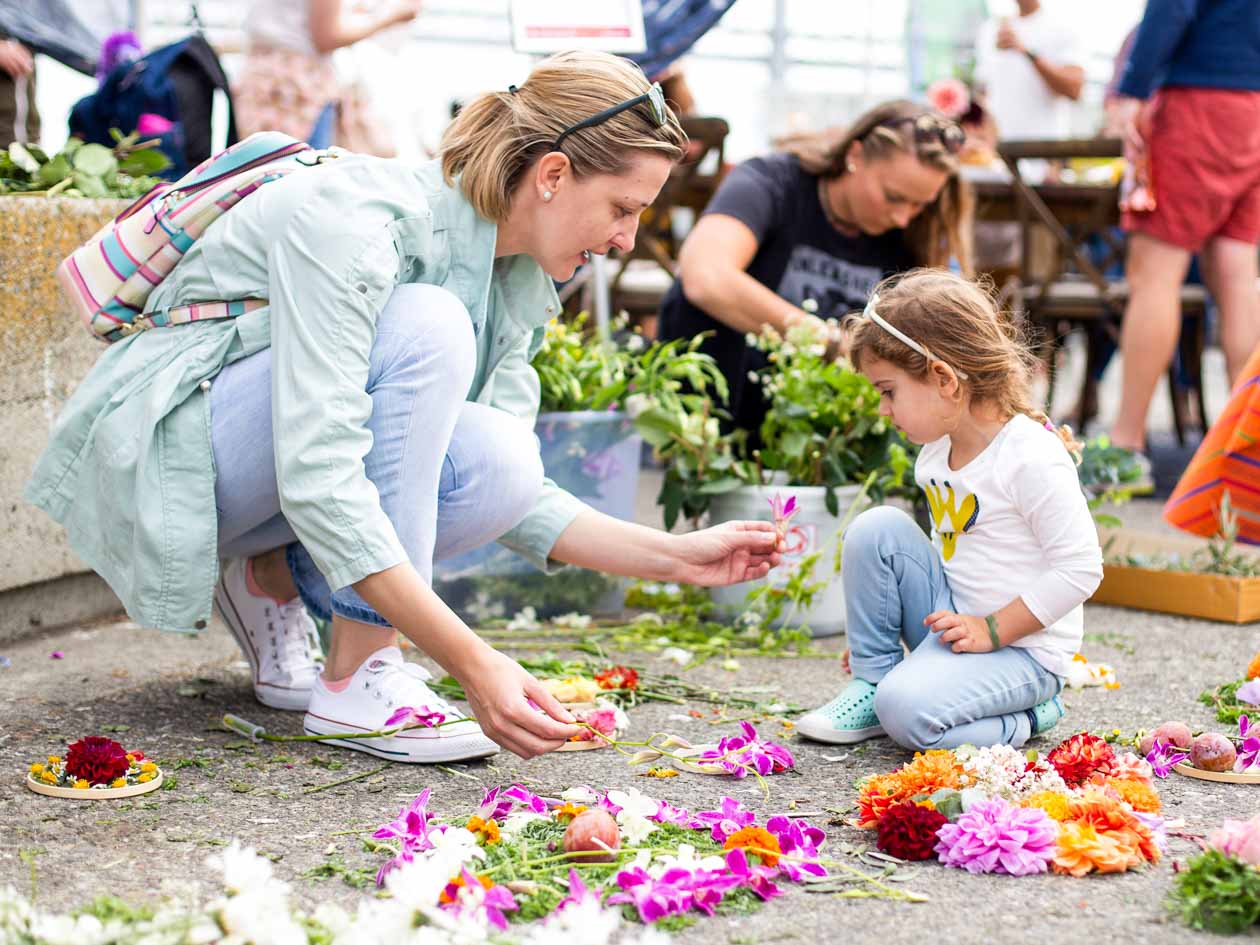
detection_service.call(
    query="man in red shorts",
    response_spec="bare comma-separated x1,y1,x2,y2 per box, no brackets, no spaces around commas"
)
1109,0,1260,477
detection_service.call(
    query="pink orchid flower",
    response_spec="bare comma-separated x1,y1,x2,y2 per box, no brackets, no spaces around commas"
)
384,705,446,729
768,492,798,542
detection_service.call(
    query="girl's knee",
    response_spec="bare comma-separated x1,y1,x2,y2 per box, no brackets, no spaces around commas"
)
841,505,920,566
874,675,941,752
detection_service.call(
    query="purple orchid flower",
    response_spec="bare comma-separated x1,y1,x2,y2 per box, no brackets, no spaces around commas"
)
649,799,694,826
694,796,757,843
555,868,602,913
606,867,692,924
599,792,623,817
503,784,549,815
440,867,518,931
724,847,784,901
474,786,514,822
1145,740,1191,778
1236,680,1260,705
695,722,795,778
1236,715,1260,773
383,705,446,729
661,867,739,917
371,789,440,886
768,492,798,541
766,815,828,881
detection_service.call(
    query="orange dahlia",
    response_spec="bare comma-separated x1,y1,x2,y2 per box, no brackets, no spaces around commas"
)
1052,821,1142,876
856,772,908,827
1104,778,1162,814
1248,650,1260,680
1067,789,1160,863
897,749,965,795
1020,791,1073,822
1046,733,1116,787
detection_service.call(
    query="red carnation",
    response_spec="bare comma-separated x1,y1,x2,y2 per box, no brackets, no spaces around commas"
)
595,665,639,691
876,801,948,861
1046,732,1116,787
64,736,130,785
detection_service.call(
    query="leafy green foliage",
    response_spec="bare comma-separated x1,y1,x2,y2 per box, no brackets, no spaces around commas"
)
0,132,170,197
1169,849,1260,934
1200,679,1249,725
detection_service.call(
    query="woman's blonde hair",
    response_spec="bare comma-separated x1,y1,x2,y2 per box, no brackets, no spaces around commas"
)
779,100,974,275
845,269,1081,461
440,50,687,221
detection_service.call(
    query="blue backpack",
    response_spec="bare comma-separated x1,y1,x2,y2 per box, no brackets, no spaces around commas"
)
69,34,236,179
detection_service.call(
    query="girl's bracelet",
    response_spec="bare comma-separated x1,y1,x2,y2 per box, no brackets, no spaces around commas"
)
984,614,1002,649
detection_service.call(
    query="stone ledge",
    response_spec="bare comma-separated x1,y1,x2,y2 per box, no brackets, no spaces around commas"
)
0,570,123,645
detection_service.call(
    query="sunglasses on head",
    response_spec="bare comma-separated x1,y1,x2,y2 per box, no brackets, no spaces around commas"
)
881,113,966,155
552,82,668,152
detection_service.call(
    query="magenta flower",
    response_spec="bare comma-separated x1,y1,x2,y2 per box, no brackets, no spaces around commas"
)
372,788,439,886
1235,715,1260,772
606,867,692,923
503,783,548,814
555,868,602,913
440,867,517,931
934,799,1058,876
665,866,739,916
724,848,783,900
384,705,445,729
1207,815,1260,866
1145,740,1191,778
766,815,828,881
475,784,548,822
649,799,695,826
768,492,798,542
695,721,795,778
694,796,757,842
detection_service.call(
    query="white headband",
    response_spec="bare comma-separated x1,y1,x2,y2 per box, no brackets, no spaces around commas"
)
862,294,968,380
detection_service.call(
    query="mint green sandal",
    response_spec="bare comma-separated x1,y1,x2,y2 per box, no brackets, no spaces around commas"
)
1029,695,1065,737
796,679,886,745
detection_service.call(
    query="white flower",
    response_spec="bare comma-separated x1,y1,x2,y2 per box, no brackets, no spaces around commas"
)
28,913,111,945
554,612,592,630
522,894,622,945
561,784,600,804
650,843,725,878
607,786,659,820
500,811,549,839
216,889,307,945
625,333,646,352
632,612,663,626
507,606,541,632
960,744,1067,800
618,812,659,846
661,583,681,595
744,331,759,347
801,297,819,313
747,371,760,383
660,647,693,667
208,840,276,896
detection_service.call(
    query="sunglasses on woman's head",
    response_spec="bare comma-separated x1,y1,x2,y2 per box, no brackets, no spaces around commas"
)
881,113,966,155
552,82,668,152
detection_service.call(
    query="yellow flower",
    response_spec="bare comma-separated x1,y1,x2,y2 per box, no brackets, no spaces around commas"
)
723,826,783,867
1021,791,1073,822
110,778,127,789
74,779,90,790
541,676,600,704
125,754,136,763
140,761,157,773
137,772,154,783
465,815,500,845
553,802,587,822
29,763,44,775
642,768,679,779
40,771,57,784
47,756,61,765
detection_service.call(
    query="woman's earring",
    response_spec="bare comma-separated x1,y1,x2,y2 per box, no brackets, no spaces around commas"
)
543,190,553,202
846,162,857,172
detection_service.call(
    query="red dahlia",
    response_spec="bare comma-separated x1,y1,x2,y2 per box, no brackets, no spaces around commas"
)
1046,732,1116,787
595,665,639,691
64,736,130,785
876,801,947,861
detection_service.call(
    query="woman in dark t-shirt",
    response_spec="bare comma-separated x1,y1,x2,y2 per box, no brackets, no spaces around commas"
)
658,99,974,438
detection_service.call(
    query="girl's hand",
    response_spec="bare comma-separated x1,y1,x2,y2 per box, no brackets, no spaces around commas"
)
457,648,582,758
925,610,994,654
671,521,783,586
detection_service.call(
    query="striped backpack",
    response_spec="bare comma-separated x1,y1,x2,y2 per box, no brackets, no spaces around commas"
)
57,131,321,343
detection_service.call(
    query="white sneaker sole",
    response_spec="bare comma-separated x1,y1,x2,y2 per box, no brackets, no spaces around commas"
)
795,713,886,745
303,711,500,764
213,579,314,713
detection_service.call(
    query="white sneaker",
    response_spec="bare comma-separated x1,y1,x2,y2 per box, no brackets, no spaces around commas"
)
214,557,324,711
303,647,500,763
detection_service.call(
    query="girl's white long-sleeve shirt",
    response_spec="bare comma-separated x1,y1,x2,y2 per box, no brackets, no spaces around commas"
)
914,413,1104,676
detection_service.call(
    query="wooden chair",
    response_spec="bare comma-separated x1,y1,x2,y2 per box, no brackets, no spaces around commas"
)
992,139,1212,442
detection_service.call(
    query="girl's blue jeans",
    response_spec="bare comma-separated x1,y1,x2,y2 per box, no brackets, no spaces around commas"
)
842,506,1062,750
208,284,544,627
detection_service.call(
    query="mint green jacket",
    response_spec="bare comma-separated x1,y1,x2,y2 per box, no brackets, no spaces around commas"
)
25,155,585,632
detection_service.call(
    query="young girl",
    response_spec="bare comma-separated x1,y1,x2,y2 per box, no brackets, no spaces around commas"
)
796,269,1103,751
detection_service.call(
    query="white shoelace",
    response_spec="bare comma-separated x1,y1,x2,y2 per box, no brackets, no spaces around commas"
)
271,600,323,672
368,660,465,719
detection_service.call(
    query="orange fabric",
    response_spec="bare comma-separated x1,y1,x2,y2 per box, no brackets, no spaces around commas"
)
1164,343,1260,544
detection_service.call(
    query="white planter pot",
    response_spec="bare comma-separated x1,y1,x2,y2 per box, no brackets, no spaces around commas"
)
707,478,871,638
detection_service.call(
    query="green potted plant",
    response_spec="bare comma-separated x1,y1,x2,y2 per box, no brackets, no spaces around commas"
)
433,315,729,623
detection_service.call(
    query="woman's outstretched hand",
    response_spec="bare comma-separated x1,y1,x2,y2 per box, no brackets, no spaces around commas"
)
457,647,583,758
671,520,784,586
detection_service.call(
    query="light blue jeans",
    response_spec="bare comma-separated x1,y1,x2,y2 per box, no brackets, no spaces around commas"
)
842,506,1062,750
209,284,544,626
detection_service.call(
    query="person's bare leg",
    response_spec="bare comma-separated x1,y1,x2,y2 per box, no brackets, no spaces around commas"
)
248,546,298,602
1110,232,1193,451
1200,235,1260,385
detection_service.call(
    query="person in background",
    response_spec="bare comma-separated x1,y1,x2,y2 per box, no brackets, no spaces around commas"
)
796,270,1102,750
234,0,421,150
656,100,973,440
0,37,38,148
973,0,1084,140
1108,0,1260,479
